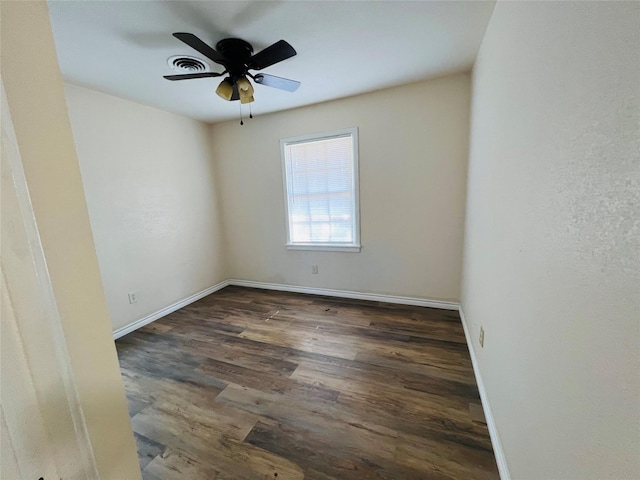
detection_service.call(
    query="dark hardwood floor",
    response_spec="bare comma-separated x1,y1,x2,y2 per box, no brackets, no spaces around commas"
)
115,286,499,480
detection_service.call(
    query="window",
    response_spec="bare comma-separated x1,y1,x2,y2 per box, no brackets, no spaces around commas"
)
281,127,360,252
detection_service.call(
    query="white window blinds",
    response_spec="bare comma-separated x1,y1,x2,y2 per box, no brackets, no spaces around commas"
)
281,128,360,251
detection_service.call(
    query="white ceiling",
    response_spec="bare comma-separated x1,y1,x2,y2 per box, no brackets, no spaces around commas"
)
48,1,495,123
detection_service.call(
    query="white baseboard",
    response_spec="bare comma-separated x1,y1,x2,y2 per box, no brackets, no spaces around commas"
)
228,279,460,310
112,280,229,339
458,306,511,480
113,278,459,340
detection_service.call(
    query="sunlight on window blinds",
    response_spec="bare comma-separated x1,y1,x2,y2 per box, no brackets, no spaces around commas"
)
285,134,355,244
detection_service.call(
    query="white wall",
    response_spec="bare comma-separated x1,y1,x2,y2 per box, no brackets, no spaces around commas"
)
64,84,227,332
462,2,640,479
211,73,470,302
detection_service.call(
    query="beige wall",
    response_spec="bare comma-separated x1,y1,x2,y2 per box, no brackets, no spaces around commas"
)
64,84,227,332
0,2,141,478
462,2,640,479
211,73,470,302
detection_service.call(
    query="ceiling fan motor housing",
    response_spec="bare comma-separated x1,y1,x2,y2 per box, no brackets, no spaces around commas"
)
216,38,254,78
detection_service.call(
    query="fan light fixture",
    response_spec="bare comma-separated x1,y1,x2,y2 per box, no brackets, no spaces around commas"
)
216,76,255,104
215,78,234,101
237,76,255,104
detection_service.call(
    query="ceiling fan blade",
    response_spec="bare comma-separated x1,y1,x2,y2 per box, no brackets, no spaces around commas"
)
163,72,224,81
247,40,296,70
253,73,300,92
172,32,226,65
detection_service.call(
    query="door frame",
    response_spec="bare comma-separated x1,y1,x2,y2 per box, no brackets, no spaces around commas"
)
1,78,99,479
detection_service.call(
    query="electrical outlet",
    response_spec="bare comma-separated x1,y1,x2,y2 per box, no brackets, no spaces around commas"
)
128,291,138,304
479,326,485,348
312,265,319,274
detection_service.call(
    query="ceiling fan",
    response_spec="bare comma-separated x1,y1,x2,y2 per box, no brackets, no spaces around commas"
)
164,33,300,105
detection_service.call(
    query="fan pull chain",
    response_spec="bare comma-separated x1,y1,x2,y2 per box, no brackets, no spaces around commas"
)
239,102,244,126
249,103,253,119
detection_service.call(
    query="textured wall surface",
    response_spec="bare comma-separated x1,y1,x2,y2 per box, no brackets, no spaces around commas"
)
210,73,471,302
65,84,227,331
462,2,640,478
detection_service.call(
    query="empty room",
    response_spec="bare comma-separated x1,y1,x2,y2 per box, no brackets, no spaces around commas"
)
1,1,638,480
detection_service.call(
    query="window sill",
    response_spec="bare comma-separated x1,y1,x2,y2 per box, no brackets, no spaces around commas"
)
286,243,361,253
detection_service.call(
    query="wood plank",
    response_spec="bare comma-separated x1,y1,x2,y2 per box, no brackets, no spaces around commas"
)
197,358,339,401
142,448,219,480
132,406,303,480
216,384,397,458
394,432,499,480
239,322,359,360
133,432,165,471
245,420,453,480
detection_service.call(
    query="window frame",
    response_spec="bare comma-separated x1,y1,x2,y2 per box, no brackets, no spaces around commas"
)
280,127,361,252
